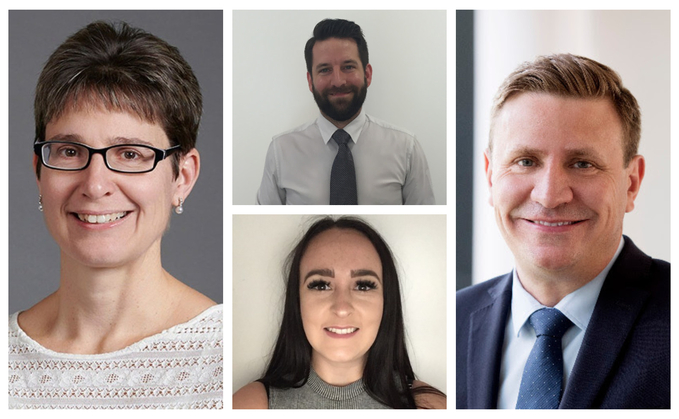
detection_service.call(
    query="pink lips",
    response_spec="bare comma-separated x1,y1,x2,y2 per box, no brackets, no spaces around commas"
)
324,327,359,339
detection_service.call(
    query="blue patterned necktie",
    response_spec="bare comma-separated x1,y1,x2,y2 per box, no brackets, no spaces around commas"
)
329,129,357,205
516,308,573,409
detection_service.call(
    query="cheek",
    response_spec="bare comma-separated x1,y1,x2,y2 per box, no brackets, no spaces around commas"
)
493,176,530,210
359,296,384,326
136,174,176,213
299,294,320,326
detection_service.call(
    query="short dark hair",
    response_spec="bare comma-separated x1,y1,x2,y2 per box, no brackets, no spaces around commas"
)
489,53,640,166
260,216,445,408
304,18,369,75
34,20,202,178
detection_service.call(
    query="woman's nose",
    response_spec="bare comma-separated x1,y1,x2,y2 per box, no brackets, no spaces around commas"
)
330,288,353,317
77,154,116,199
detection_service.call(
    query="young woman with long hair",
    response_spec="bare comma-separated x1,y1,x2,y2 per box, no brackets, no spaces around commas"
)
233,216,445,409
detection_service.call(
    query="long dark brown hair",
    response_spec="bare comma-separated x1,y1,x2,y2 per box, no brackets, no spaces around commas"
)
259,216,445,408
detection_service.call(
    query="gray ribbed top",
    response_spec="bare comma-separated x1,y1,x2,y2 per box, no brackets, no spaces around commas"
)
269,369,389,409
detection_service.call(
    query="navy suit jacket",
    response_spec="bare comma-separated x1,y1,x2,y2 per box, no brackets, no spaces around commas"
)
456,237,670,409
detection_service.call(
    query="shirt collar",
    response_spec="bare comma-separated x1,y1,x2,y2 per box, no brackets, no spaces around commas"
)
317,109,367,145
510,236,625,337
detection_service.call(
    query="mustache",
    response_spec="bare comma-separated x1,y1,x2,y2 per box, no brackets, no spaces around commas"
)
323,86,357,95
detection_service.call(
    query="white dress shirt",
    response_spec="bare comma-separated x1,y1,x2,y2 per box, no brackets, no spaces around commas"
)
256,110,435,205
496,237,625,409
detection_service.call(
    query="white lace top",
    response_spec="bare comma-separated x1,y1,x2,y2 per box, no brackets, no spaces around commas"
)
8,304,223,409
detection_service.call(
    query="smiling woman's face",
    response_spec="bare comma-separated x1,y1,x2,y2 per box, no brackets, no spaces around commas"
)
299,228,384,370
37,106,181,269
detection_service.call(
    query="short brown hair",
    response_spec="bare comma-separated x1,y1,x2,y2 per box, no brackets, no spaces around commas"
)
489,53,640,166
34,21,202,177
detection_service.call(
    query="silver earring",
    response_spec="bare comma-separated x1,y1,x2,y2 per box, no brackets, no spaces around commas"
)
38,195,43,212
174,198,184,215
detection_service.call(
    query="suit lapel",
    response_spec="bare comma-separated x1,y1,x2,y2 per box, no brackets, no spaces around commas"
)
467,274,512,408
560,238,652,408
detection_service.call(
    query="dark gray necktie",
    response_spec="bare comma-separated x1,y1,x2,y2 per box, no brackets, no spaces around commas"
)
516,308,573,409
330,129,357,205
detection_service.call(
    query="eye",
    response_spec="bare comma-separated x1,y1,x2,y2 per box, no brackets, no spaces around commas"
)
517,158,535,167
55,145,81,158
307,279,331,291
573,161,593,169
121,149,142,160
355,280,378,291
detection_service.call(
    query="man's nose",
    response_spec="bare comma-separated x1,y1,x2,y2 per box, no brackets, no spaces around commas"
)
530,163,573,209
330,67,346,87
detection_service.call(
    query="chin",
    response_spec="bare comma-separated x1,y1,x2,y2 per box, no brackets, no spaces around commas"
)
316,348,368,365
525,249,579,272
66,251,133,269
62,239,146,268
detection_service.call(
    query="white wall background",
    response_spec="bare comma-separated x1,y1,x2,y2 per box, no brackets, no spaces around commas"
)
472,10,670,284
233,10,447,205
232,214,447,394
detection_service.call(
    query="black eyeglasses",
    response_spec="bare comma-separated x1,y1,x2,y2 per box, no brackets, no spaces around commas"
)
34,141,181,174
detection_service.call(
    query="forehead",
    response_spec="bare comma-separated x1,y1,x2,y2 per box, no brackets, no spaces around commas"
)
492,93,624,160
45,106,169,147
312,37,361,67
300,228,381,272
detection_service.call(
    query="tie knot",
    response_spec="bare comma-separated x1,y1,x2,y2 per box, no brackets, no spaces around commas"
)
528,308,572,339
332,129,351,146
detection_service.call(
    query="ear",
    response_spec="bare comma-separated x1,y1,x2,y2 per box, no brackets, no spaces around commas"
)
307,72,314,93
624,154,645,213
364,63,373,87
484,148,494,207
173,148,200,205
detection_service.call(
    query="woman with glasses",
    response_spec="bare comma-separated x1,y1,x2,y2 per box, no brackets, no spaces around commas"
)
9,21,222,409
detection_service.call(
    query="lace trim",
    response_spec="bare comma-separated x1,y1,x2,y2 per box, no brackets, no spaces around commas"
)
9,304,223,409
9,304,222,358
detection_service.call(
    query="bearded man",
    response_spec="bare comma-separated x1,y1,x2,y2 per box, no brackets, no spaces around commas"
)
256,18,435,205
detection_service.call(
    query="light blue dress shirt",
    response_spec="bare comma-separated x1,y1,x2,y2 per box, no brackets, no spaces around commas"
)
256,110,435,205
496,237,625,409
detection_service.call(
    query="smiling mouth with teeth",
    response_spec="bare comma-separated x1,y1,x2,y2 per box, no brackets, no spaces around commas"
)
532,220,580,227
325,327,358,335
77,212,127,224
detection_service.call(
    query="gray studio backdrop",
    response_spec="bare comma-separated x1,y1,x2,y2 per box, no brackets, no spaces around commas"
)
8,10,223,314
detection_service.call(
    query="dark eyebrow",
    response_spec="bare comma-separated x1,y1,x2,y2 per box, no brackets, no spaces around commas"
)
110,137,155,146
351,269,382,283
314,63,331,72
314,59,359,72
45,133,84,142
303,268,334,283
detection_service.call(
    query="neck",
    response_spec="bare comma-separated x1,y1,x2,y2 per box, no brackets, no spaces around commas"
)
322,108,362,130
45,247,186,353
515,250,617,307
311,354,365,386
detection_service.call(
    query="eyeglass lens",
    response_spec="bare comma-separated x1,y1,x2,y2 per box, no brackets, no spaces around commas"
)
42,143,158,172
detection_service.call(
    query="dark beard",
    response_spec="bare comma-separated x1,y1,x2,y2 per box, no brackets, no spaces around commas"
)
312,78,368,122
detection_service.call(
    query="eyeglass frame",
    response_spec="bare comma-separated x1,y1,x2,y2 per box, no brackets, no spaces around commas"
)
33,140,182,174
